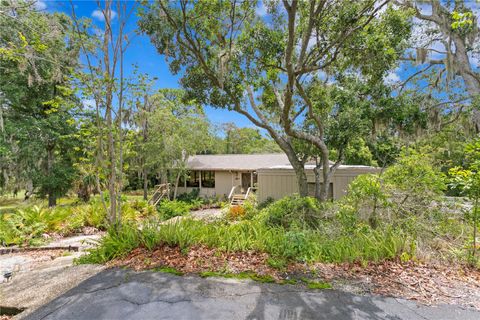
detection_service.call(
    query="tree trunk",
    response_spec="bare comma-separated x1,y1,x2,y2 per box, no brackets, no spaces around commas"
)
142,109,149,201
422,2,480,132
24,179,33,201
451,35,480,132
281,146,308,197
143,167,149,201
473,197,478,259
0,102,4,135
46,144,56,207
106,107,117,224
103,0,117,225
292,161,308,197
173,170,181,200
314,158,321,200
319,150,331,202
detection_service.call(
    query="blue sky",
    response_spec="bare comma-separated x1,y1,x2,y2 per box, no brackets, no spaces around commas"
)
36,0,254,128
35,0,480,128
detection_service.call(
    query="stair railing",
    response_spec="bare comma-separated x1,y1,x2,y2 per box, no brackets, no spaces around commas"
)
228,185,241,201
244,186,258,200
148,183,170,206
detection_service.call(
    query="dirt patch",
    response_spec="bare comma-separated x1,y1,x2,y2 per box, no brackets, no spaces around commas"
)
109,244,480,310
11,249,67,260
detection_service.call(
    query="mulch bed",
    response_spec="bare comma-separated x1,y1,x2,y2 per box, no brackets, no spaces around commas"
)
109,244,480,310
108,245,279,277
306,260,480,309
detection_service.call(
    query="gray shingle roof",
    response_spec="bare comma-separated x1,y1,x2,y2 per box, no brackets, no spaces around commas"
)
186,153,291,171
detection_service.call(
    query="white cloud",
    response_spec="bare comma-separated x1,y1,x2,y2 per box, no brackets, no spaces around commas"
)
384,68,401,85
91,9,117,22
34,1,47,11
82,99,96,110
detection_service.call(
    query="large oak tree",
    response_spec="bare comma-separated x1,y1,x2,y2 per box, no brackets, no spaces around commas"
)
139,0,411,200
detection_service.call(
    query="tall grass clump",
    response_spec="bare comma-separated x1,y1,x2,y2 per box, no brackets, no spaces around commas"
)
79,217,412,265
77,223,142,264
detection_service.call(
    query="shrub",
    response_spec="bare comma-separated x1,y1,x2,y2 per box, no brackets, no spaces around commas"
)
226,194,259,221
283,229,316,261
242,194,259,219
344,174,390,227
257,197,275,210
227,205,246,220
176,188,200,202
77,223,141,264
157,200,192,220
0,197,159,246
0,206,69,246
383,150,447,204
260,195,323,230
121,200,157,222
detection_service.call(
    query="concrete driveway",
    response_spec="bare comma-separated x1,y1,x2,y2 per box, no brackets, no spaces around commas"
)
24,268,480,320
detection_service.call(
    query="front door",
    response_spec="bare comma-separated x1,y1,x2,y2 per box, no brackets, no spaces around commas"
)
241,172,251,192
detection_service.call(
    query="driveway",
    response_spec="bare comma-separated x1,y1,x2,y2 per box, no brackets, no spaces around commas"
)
0,235,104,318
24,269,480,320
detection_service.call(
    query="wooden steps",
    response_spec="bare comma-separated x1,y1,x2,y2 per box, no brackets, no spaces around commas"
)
230,194,247,206
148,183,170,206
228,186,256,206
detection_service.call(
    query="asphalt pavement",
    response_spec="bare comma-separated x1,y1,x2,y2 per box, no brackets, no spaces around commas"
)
24,268,480,320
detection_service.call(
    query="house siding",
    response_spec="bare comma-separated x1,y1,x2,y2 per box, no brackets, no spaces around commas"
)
257,170,298,201
257,166,380,202
214,171,235,198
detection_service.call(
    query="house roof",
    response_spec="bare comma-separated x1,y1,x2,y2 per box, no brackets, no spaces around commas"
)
186,153,291,171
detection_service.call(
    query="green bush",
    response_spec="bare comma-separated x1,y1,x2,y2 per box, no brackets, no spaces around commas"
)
122,199,157,222
157,200,192,220
383,150,447,202
257,197,275,210
0,198,158,246
0,205,70,246
176,188,200,202
259,195,323,230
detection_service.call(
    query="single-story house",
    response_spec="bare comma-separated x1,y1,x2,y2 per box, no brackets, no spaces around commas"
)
177,153,379,202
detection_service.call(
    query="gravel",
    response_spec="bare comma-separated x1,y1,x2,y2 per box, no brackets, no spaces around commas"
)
0,235,104,319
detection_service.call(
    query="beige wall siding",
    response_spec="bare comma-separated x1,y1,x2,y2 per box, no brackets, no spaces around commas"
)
258,171,298,201
257,167,380,202
176,166,379,202
215,171,234,198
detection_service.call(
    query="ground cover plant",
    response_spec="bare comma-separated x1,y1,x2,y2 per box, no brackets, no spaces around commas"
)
0,196,157,246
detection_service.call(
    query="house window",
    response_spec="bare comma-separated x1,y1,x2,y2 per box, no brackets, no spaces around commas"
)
201,171,215,188
186,171,200,187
